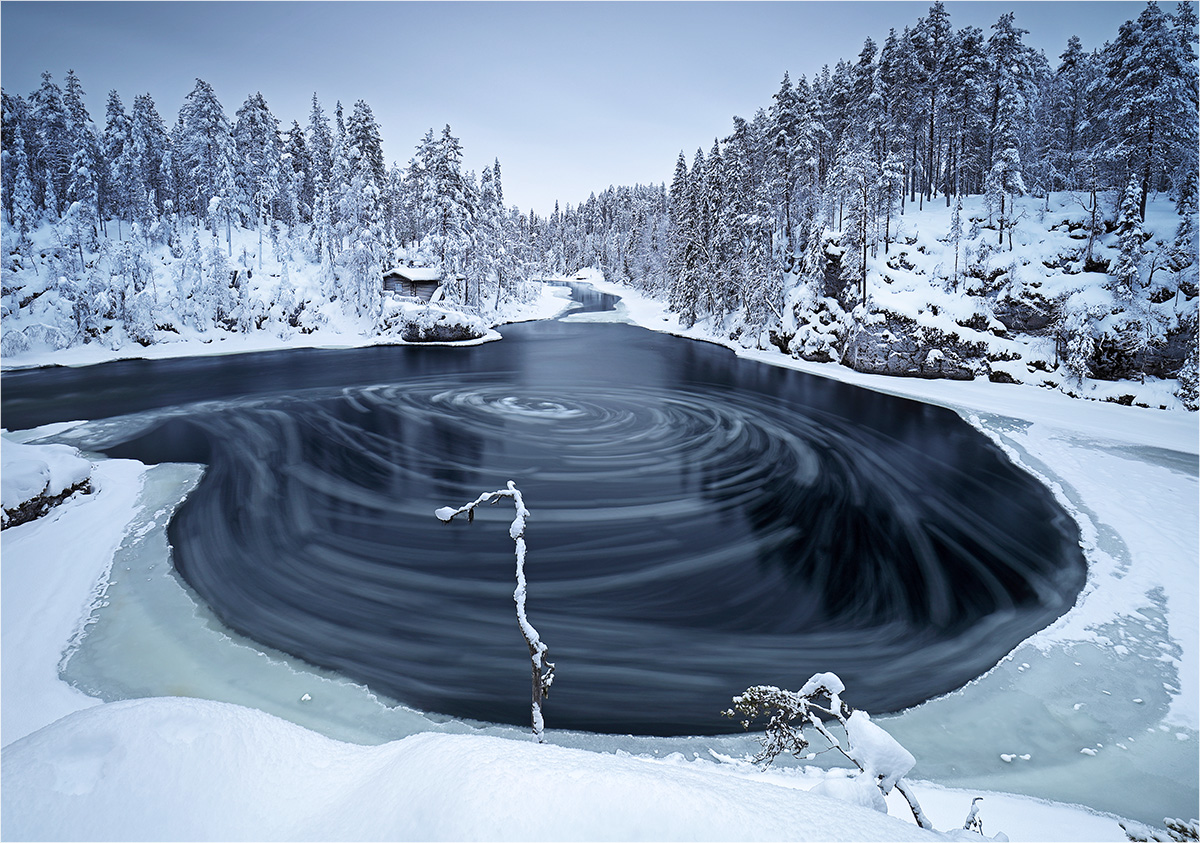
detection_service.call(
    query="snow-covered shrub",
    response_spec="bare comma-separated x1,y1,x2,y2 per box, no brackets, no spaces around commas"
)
1177,343,1199,411
1092,308,1152,381
124,285,157,347
787,298,847,363
726,672,1001,838
0,327,32,358
1120,817,1199,842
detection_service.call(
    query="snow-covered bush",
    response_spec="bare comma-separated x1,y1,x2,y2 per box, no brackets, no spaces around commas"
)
726,672,1003,839
1177,343,1199,411
1120,817,1199,842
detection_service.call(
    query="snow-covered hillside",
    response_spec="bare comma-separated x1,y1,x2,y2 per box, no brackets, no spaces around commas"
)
601,191,1196,414
782,192,1196,411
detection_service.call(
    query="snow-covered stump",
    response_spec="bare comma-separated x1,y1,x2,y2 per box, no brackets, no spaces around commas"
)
725,672,969,835
435,481,555,743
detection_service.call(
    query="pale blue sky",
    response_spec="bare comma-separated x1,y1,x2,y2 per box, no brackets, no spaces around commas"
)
1,1,1172,214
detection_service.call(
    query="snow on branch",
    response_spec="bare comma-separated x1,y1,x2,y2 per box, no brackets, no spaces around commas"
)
435,481,555,743
725,672,995,835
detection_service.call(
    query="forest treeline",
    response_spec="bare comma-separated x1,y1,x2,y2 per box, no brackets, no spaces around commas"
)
540,1,1198,379
1,1,1197,389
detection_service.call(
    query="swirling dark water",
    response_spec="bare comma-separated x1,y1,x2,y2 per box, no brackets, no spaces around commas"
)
2,290,1087,735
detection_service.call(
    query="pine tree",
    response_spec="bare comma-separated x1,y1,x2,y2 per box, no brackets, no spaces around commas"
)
306,94,334,188
283,119,314,223
129,93,169,220
64,146,100,263
234,92,282,268
986,13,1036,175
1049,36,1097,191
345,99,387,193
915,1,952,201
1,91,29,224
422,125,476,298
986,145,1026,248
8,125,39,256
833,139,875,306
62,71,103,226
948,194,963,289
940,25,989,197
667,151,700,326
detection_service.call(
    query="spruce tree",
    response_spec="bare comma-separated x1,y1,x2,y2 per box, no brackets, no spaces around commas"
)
284,119,314,223
1112,178,1145,302
234,92,282,230
9,125,39,256
129,93,169,219
102,91,134,235
1103,1,1199,219
306,94,335,200
29,72,70,216
345,99,387,193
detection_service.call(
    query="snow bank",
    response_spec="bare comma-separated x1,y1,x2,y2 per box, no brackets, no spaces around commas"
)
1,453,145,743
1,696,938,842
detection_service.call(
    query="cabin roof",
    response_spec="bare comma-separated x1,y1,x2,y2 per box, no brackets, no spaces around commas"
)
383,266,443,283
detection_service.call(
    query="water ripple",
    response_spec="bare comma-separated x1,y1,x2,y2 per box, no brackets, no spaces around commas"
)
97,359,1086,735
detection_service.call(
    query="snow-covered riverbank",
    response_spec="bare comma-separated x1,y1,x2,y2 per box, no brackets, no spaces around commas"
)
571,271,1198,824
1,280,1195,841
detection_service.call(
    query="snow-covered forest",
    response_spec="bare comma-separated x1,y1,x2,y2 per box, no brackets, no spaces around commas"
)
1,79,535,352
536,1,1199,408
2,1,1197,410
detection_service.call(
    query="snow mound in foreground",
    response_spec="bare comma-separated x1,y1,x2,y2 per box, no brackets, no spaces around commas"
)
1,696,938,842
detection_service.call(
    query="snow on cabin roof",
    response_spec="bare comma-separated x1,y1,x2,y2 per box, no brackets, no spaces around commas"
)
384,266,443,283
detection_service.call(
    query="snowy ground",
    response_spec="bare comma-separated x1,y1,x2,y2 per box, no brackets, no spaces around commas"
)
1,279,1196,841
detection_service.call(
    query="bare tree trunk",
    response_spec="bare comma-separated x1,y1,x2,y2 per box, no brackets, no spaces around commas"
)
896,780,934,830
435,482,555,743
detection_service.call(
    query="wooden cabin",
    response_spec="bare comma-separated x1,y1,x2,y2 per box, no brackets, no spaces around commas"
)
382,266,444,302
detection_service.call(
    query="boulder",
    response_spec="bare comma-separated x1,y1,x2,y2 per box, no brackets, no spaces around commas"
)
842,309,986,381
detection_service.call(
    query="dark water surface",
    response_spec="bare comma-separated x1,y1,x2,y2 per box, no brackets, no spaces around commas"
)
2,291,1087,735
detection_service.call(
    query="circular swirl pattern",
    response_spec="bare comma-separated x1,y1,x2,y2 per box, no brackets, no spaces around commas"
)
91,320,1086,736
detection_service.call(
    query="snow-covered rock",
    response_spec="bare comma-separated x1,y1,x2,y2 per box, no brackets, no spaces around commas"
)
842,306,989,380
1,435,92,529
378,294,489,343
